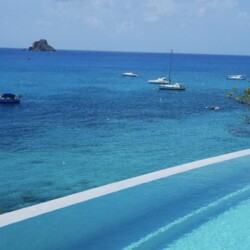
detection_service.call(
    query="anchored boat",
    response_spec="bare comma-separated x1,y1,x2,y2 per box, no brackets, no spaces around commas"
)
159,50,186,91
0,93,21,104
226,75,246,80
122,72,140,77
148,77,169,84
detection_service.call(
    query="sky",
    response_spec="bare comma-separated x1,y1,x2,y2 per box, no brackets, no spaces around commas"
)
1,0,250,55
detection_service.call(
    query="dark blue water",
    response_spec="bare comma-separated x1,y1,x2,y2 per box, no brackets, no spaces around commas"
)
0,49,249,213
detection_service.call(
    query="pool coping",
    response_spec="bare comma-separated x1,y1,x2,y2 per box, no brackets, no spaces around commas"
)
0,148,250,228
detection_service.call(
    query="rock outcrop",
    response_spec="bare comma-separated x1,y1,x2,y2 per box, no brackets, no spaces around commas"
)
28,39,56,51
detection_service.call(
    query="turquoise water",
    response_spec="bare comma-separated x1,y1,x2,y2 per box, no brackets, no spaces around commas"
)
0,49,250,213
0,154,249,249
167,198,250,249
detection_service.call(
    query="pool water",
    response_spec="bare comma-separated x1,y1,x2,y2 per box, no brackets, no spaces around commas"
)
0,152,249,250
167,197,250,249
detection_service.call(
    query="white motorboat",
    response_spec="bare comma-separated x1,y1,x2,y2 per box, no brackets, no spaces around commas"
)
158,50,186,91
122,72,139,77
159,83,185,90
226,75,246,80
148,77,169,84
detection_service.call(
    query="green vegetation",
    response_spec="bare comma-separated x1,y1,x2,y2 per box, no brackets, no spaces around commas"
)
227,87,250,124
227,87,250,105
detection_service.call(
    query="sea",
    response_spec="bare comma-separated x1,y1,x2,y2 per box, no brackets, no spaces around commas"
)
0,48,249,213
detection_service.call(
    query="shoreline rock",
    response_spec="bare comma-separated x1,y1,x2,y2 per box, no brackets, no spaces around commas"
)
28,39,56,52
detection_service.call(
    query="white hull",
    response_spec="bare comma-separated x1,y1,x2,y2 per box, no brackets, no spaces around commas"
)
226,75,246,80
159,83,185,90
148,77,169,84
122,72,139,77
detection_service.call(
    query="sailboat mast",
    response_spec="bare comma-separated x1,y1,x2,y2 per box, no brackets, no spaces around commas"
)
168,49,173,83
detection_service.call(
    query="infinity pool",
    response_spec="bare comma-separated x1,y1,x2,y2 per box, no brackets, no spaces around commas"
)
0,150,250,250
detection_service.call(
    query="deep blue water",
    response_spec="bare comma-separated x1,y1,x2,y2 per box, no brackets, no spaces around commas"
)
0,49,249,213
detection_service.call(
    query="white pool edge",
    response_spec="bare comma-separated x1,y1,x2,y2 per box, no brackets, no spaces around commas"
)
0,149,250,228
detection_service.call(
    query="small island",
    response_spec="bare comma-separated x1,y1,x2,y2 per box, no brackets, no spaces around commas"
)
28,39,56,51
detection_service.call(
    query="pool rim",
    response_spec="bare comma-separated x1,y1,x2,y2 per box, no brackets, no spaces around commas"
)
0,148,250,228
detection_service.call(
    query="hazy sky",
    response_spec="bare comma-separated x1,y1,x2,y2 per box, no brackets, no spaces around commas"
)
1,0,250,55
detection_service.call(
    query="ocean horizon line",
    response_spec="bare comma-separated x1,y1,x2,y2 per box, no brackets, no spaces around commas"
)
1,47,250,58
